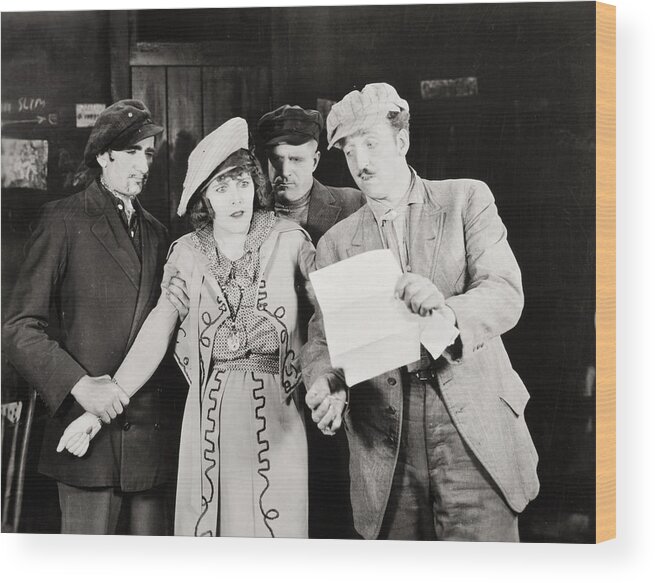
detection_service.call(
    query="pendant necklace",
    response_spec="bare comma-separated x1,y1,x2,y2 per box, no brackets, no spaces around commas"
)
225,264,245,353
227,321,242,352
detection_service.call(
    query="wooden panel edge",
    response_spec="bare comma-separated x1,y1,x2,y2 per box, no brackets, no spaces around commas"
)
109,11,131,102
131,66,170,229
130,42,270,67
595,0,616,544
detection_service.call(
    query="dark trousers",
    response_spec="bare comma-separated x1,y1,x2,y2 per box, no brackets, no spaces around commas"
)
379,375,519,541
306,418,358,539
57,482,171,535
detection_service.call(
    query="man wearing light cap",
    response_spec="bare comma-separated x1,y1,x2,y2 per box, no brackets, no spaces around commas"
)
301,83,539,541
3,99,188,534
257,104,364,245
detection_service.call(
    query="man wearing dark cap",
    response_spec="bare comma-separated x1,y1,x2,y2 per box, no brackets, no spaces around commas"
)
257,104,364,539
3,99,188,535
257,104,364,245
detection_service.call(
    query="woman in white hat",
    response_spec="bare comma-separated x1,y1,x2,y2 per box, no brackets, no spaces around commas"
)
57,118,314,538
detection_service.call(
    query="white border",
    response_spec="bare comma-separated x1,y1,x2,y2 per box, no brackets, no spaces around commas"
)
2,0,653,581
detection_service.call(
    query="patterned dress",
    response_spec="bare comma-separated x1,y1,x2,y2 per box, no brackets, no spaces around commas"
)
191,213,308,537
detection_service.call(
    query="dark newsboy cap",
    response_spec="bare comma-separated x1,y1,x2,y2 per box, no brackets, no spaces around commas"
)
84,99,164,167
257,104,324,147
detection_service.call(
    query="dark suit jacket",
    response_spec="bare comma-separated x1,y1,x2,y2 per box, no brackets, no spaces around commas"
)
297,179,363,538
304,179,365,245
302,176,540,539
2,180,181,491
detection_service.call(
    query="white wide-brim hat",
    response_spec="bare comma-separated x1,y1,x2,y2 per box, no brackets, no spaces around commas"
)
177,117,249,216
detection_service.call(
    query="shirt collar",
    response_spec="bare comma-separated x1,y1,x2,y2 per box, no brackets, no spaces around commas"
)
368,167,421,224
274,185,313,212
98,177,140,217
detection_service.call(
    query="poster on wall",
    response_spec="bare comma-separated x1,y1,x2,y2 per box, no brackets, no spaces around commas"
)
1,138,49,190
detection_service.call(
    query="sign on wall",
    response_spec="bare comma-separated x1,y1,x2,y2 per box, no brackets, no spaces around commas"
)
75,103,106,128
1,97,58,127
420,77,478,99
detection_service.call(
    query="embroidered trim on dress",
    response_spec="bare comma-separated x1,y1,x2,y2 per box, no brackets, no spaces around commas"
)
251,372,280,536
195,371,223,537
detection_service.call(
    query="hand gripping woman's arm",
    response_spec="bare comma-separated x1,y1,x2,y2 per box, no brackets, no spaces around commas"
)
112,244,191,397
57,242,192,455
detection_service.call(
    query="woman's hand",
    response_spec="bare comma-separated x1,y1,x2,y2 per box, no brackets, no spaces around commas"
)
56,412,103,457
313,391,347,436
306,374,347,436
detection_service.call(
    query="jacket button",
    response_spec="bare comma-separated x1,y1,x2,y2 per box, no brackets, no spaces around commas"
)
387,378,396,386
386,405,396,415
154,423,160,431
123,422,131,431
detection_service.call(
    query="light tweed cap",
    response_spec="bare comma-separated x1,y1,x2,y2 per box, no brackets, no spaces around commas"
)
177,117,249,217
326,83,409,150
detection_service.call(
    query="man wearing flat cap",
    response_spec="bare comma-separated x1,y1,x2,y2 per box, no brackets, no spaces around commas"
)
257,104,364,539
3,99,188,534
257,104,364,245
302,83,539,541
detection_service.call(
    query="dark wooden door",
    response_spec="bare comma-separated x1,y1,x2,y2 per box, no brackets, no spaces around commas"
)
132,65,270,234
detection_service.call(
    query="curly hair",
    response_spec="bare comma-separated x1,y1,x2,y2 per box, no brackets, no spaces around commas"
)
187,149,272,230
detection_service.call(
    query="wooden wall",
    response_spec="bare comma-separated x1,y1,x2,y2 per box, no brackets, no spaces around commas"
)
131,65,270,236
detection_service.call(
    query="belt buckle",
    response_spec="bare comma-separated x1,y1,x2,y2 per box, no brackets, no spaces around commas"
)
412,368,436,382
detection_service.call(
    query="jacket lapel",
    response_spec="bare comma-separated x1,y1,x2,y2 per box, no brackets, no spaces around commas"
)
305,179,342,243
348,204,383,256
408,180,447,291
126,209,159,346
87,182,141,290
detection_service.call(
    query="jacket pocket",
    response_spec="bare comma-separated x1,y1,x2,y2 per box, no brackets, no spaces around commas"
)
498,370,530,417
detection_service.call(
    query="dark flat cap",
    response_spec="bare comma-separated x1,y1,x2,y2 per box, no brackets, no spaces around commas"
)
84,99,164,167
257,104,324,147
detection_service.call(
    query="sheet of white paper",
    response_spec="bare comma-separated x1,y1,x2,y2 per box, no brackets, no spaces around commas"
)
310,250,418,385
334,333,418,387
310,249,459,386
419,311,460,360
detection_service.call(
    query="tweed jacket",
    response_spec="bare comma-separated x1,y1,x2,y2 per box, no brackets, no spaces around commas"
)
2,180,181,491
304,178,365,245
301,176,540,540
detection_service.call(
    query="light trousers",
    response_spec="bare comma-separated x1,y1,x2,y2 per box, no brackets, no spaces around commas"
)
379,374,519,542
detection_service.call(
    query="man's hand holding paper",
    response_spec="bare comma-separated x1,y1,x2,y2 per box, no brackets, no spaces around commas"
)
308,249,459,388
394,272,446,316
